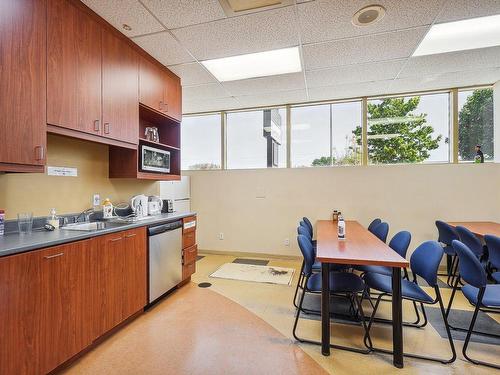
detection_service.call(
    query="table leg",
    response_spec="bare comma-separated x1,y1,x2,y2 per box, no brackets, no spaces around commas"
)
392,267,403,368
321,262,330,356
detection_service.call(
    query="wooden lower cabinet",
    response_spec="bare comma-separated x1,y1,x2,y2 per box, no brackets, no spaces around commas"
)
182,216,198,281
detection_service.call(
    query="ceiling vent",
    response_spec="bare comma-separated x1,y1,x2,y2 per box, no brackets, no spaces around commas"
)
352,5,386,27
218,0,294,17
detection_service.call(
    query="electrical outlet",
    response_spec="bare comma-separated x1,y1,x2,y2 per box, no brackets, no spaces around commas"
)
219,232,224,240
284,238,290,246
93,194,100,206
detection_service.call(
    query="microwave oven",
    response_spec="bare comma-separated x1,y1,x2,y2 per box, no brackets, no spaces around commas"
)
140,144,170,173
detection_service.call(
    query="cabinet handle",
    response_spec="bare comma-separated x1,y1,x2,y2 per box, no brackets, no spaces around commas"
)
110,237,122,242
35,146,45,161
44,252,64,259
104,123,110,134
159,101,163,111
125,233,136,238
164,103,168,112
94,119,100,132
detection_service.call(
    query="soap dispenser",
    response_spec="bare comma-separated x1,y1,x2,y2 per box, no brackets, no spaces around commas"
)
47,208,60,229
103,198,114,219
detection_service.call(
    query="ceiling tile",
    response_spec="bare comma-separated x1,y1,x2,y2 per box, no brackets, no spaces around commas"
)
222,73,306,96
399,46,500,78
183,97,240,113
306,60,406,88
81,0,164,37
171,6,300,60
168,63,217,86
303,27,427,70
236,89,307,107
436,0,500,23
182,83,232,102
141,0,226,29
308,81,393,102
132,31,194,66
297,0,445,44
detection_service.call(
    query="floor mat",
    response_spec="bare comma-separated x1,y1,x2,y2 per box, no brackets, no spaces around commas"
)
211,263,294,285
233,258,269,266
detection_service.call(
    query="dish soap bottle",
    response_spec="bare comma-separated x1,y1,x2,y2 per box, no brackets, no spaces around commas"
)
102,198,114,219
337,212,345,240
47,208,60,229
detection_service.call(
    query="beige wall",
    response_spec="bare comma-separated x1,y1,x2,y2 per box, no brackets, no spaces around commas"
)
0,134,159,219
185,163,500,257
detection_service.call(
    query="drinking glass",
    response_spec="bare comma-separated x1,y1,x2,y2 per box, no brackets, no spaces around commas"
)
18,212,33,234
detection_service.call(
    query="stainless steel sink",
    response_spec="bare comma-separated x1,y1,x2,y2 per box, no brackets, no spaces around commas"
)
61,221,124,231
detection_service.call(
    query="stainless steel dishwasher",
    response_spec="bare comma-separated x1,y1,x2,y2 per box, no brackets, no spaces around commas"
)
148,220,183,303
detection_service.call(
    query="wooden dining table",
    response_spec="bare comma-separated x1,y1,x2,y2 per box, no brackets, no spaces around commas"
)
447,221,500,238
316,220,410,368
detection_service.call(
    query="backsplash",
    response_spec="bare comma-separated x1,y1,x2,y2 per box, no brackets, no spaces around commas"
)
0,134,159,220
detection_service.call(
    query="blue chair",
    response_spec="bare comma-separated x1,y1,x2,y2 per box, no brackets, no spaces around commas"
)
485,235,500,283
371,222,389,243
450,240,500,369
363,241,456,364
436,220,460,286
302,217,314,236
367,218,382,233
293,234,372,354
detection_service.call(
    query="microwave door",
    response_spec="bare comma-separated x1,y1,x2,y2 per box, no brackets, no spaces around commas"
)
141,145,170,173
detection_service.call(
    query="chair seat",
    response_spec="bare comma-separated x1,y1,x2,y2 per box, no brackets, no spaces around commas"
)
363,272,434,303
462,284,500,308
492,271,500,284
312,261,348,272
442,244,455,256
306,272,365,294
356,264,392,276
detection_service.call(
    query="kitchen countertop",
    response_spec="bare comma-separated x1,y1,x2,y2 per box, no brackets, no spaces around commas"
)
0,211,196,258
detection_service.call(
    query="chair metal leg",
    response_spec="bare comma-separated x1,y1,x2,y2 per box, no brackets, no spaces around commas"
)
293,262,305,309
462,289,500,369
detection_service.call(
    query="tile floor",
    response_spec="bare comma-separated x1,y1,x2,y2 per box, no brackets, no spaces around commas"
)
64,253,500,375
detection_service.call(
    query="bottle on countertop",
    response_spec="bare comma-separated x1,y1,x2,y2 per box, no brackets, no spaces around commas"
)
102,198,114,219
47,208,60,229
0,209,5,235
337,212,345,240
332,210,339,222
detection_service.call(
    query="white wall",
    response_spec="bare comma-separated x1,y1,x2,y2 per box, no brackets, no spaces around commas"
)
185,163,500,257
494,81,500,163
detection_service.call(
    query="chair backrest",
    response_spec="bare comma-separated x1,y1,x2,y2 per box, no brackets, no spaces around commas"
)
485,234,500,270
368,218,382,233
297,234,315,276
435,220,459,246
410,241,443,287
299,220,312,237
302,217,313,236
297,225,312,239
388,231,411,258
372,222,389,243
455,226,483,258
452,240,487,288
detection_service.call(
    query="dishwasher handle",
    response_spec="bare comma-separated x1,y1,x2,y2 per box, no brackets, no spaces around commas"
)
148,220,183,236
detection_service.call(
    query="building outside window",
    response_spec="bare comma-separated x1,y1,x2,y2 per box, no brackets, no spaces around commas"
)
365,93,450,164
181,114,221,170
458,88,494,162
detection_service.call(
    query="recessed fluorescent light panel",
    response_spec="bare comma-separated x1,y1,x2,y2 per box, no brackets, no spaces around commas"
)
201,47,302,82
413,14,500,56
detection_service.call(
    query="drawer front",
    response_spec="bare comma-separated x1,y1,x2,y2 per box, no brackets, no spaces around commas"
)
182,231,196,249
183,245,197,265
182,216,196,234
182,261,196,280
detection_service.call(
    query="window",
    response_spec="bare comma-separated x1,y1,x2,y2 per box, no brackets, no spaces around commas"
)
226,108,287,169
458,88,494,162
181,114,221,170
291,101,361,167
367,93,450,164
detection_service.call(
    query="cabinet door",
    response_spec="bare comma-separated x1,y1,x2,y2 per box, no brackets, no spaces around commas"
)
165,72,182,121
47,0,102,135
102,31,139,144
0,0,46,168
139,56,166,113
122,228,147,319
39,240,93,374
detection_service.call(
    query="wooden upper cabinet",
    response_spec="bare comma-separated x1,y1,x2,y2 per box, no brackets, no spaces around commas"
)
165,71,182,122
47,0,102,136
140,56,166,113
0,0,47,171
102,32,139,144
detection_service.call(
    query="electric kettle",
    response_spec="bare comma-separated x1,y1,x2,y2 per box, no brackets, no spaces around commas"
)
130,194,149,218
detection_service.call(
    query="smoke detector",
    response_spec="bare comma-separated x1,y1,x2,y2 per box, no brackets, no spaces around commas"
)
352,5,386,27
